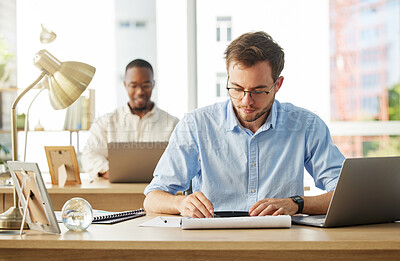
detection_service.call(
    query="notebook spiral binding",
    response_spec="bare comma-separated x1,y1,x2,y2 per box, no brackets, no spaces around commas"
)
93,208,146,221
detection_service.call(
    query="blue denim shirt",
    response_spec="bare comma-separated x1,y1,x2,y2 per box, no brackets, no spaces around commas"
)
145,99,345,211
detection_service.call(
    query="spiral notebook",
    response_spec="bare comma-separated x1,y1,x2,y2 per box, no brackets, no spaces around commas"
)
55,208,146,224
92,208,146,224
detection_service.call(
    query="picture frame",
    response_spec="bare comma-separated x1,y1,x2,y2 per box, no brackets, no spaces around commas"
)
7,161,61,234
44,146,81,185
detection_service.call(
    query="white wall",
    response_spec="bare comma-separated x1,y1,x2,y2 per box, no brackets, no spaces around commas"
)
114,0,158,106
155,0,188,119
196,0,331,121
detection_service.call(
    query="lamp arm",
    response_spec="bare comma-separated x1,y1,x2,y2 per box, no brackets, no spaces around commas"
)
23,87,46,161
11,71,46,161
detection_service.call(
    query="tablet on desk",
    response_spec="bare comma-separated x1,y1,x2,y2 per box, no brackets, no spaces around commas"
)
213,211,249,218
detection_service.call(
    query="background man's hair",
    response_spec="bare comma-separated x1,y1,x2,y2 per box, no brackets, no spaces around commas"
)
224,31,285,81
125,59,154,76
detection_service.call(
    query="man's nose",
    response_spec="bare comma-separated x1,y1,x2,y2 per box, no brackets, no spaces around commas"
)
136,86,145,95
241,91,254,105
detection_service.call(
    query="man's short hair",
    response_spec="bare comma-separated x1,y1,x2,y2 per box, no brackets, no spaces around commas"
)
224,31,285,81
125,59,154,76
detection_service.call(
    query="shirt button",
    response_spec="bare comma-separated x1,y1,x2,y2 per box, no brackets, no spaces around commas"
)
251,162,255,166
251,189,255,193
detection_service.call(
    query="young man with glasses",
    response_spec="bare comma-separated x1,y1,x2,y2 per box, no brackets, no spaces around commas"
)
144,32,345,218
82,59,179,179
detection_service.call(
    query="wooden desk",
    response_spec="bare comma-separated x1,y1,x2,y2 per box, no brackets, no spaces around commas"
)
0,215,399,260
0,175,147,212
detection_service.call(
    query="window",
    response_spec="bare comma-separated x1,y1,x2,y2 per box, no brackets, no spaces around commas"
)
330,0,400,157
216,73,227,98
118,20,147,29
216,16,231,42
361,96,379,116
361,49,379,67
361,73,379,90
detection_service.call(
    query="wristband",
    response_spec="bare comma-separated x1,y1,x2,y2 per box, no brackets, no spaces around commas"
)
289,195,304,214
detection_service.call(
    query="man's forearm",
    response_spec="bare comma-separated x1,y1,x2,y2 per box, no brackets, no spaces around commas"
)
302,191,334,215
144,190,184,214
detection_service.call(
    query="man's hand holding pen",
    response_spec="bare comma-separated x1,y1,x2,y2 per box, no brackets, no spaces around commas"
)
178,191,214,218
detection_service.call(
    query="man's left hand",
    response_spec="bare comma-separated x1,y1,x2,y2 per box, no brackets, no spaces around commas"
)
249,198,298,216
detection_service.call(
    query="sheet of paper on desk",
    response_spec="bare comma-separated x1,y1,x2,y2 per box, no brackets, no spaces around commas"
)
139,216,182,228
180,215,292,229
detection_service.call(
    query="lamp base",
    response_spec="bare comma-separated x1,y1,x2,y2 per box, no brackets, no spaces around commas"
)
0,206,28,230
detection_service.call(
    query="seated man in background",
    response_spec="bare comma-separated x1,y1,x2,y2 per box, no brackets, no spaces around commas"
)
144,31,345,217
82,59,179,179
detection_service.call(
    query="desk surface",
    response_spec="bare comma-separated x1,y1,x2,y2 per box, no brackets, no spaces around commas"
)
0,175,148,194
1,175,148,211
1,215,400,260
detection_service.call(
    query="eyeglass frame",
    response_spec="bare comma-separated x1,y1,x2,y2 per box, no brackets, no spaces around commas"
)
126,81,154,91
226,76,277,99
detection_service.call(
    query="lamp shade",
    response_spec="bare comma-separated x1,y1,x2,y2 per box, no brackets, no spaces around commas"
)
33,49,96,109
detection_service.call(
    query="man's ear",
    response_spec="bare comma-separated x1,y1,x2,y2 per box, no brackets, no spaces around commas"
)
275,76,284,93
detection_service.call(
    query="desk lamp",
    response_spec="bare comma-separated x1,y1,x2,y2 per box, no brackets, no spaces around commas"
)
0,49,96,229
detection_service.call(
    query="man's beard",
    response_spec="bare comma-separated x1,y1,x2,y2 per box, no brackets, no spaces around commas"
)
239,106,270,122
133,105,147,111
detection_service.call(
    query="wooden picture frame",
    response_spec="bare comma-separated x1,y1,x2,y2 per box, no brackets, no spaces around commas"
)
44,146,81,185
8,161,61,234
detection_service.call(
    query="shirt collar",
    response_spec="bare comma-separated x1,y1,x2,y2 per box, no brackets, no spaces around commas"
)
259,101,277,131
225,99,278,132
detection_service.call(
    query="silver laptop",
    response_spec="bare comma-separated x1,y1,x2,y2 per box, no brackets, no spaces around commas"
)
292,156,400,227
108,141,168,183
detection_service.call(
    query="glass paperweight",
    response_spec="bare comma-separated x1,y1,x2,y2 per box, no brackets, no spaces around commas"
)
61,197,93,231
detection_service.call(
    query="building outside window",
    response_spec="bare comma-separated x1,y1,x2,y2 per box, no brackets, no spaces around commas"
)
216,72,227,98
216,16,231,42
330,0,400,157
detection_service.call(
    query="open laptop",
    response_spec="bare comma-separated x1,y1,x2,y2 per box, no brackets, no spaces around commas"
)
108,141,168,183
292,156,400,227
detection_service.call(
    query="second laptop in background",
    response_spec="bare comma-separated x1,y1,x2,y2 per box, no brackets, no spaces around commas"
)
108,141,168,183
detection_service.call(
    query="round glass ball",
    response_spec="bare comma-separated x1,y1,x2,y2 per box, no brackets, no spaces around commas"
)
61,197,93,231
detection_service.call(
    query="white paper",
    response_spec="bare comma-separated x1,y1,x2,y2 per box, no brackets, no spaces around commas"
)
139,216,182,228
180,215,291,230
140,215,292,229
58,164,67,187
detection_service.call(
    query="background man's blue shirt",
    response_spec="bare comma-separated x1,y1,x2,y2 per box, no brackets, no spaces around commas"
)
145,99,345,211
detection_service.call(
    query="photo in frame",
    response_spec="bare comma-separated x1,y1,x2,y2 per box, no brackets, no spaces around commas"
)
44,146,81,185
7,161,61,234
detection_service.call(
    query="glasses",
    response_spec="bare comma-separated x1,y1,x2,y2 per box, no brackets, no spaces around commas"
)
128,83,153,91
226,77,277,100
